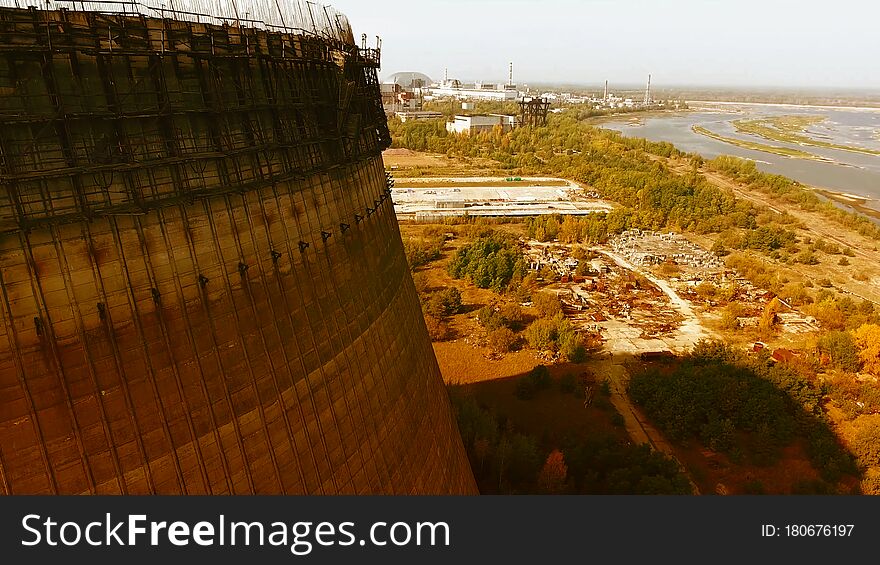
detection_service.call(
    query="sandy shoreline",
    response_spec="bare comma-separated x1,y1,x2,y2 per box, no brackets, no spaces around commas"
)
812,187,880,219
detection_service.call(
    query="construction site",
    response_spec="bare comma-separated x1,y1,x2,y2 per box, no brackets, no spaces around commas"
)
0,0,476,495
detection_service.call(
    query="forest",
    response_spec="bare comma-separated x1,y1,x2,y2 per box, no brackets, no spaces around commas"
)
629,340,855,490
451,377,692,495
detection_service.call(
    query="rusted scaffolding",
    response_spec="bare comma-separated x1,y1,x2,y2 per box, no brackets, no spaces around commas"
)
0,3,390,233
518,96,550,127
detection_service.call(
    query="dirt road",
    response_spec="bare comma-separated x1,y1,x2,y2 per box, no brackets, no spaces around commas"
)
588,248,705,493
596,353,701,494
594,248,712,351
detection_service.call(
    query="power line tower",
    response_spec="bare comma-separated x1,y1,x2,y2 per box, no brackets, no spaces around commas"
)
518,96,550,127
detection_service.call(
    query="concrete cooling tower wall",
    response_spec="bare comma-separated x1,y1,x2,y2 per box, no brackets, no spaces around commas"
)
0,4,476,494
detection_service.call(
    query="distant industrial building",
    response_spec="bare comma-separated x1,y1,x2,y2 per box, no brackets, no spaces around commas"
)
446,114,518,134
380,71,434,114
429,63,520,101
383,71,433,89
397,110,443,122
381,82,423,113
430,79,519,101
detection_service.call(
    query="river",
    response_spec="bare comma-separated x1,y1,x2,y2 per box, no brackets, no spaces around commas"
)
600,103,880,212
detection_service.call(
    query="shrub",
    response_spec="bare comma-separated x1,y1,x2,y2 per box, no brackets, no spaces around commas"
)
523,314,581,355
558,373,577,394
515,377,536,400
488,327,516,354
720,303,742,330
412,272,429,295
711,240,729,257
851,416,880,467
477,305,503,330
533,292,563,318
403,235,444,270
524,316,559,351
424,315,450,341
695,281,718,300
499,303,525,329
424,288,462,318
479,302,524,331
797,250,819,265
559,333,587,363
528,365,552,391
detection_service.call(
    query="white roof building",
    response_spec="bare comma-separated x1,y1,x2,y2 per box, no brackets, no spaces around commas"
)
446,114,518,135
429,79,519,101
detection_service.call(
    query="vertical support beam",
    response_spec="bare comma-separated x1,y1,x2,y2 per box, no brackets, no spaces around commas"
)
32,10,92,221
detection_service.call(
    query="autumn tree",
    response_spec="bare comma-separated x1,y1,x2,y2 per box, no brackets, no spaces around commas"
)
423,288,462,318
758,297,783,336
853,324,880,375
851,415,880,467
720,303,742,331
538,450,568,494
499,303,524,329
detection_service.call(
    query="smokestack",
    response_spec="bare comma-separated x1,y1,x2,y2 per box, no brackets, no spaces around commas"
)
508,61,513,86
444,67,448,83
644,73,652,105
604,79,608,101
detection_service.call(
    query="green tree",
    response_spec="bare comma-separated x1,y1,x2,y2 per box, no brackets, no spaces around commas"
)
817,330,860,372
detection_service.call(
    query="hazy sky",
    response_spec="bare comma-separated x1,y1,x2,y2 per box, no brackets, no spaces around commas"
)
338,0,880,90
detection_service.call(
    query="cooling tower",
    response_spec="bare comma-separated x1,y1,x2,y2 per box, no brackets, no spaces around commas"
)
0,1,476,494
